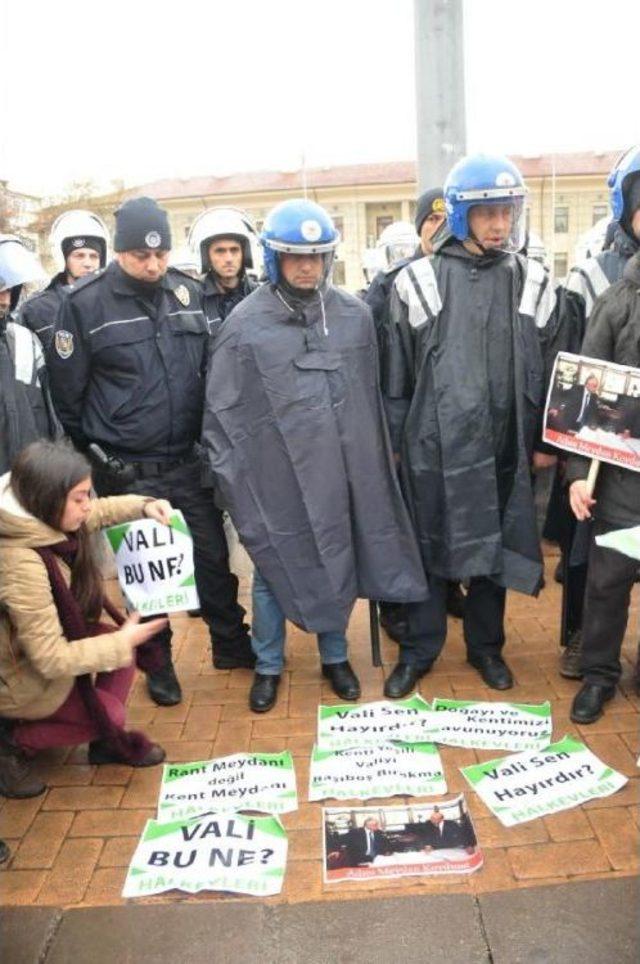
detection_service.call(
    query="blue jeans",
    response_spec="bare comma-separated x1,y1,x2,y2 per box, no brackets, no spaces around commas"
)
251,569,348,675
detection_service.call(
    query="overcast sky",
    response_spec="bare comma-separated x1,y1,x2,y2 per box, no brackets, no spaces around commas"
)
1,0,637,198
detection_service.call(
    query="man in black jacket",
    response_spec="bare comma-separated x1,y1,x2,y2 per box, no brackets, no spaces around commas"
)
344,818,391,865
566,250,640,723
20,210,109,349
548,374,603,433
47,198,254,707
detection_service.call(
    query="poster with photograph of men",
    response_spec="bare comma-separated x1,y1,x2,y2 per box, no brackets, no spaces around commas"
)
543,351,640,471
323,794,483,883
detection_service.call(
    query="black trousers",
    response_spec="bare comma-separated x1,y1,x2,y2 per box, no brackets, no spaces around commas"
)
399,575,506,668
581,519,637,686
94,458,249,658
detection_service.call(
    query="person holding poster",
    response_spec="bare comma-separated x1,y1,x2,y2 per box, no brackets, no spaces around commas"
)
203,198,428,713
566,249,640,722
380,153,554,697
542,146,640,680
47,197,255,708
0,440,172,781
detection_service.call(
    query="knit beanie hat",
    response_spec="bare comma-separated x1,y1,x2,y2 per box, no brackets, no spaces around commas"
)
61,237,104,260
414,188,445,233
114,197,171,252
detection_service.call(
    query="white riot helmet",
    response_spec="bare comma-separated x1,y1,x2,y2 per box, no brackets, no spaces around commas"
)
376,220,419,272
0,235,46,310
188,206,258,274
49,209,109,272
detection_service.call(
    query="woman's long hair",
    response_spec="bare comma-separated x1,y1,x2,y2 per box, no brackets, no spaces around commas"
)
10,440,105,621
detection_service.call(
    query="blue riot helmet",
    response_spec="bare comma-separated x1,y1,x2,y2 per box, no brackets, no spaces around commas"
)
260,199,340,286
444,154,527,254
607,145,640,235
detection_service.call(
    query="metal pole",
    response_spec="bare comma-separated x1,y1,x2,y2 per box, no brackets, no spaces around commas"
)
414,0,467,191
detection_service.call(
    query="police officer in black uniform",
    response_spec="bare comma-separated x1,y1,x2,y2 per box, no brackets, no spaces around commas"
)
47,197,254,707
20,210,109,350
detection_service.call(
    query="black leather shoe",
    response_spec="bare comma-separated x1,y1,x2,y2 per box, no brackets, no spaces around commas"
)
468,654,514,690
250,674,280,713
570,682,615,724
147,662,182,706
322,662,361,701
384,662,432,699
0,840,10,864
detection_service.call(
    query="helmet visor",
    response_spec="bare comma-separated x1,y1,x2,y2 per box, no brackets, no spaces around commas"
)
382,240,416,270
466,197,526,254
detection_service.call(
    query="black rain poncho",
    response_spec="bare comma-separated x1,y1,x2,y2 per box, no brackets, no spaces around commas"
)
202,282,428,633
381,242,555,597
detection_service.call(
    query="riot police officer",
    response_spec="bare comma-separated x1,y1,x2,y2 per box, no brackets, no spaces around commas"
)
188,207,259,337
47,197,254,707
20,210,109,349
0,233,60,475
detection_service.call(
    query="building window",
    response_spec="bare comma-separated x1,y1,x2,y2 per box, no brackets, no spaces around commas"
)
376,215,394,236
333,260,346,286
333,216,344,240
554,207,569,233
592,204,608,225
554,253,568,280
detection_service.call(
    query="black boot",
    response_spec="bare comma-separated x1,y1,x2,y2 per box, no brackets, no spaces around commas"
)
570,683,615,724
467,654,514,690
249,674,280,713
322,662,361,701
147,659,182,707
0,840,10,864
384,662,432,699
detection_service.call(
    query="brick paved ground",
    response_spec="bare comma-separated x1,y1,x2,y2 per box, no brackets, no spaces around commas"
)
1,547,638,910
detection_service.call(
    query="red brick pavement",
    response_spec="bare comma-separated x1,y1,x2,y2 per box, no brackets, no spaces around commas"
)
1,550,638,908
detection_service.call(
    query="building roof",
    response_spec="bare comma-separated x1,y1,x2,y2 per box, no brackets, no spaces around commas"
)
126,151,623,202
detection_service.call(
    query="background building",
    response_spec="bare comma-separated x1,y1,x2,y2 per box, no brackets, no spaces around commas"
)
31,151,621,289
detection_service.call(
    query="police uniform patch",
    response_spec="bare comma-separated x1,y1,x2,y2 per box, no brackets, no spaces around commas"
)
301,219,322,242
55,330,74,359
72,238,86,248
174,284,190,307
145,231,161,249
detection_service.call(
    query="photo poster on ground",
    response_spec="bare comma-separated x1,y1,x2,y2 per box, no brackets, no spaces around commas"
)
543,351,640,471
430,699,552,752
122,813,288,898
323,794,483,884
105,510,199,616
308,742,446,802
317,694,437,749
461,734,628,827
157,751,298,821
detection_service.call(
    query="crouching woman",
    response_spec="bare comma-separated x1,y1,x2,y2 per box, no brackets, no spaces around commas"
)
0,440,171,794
